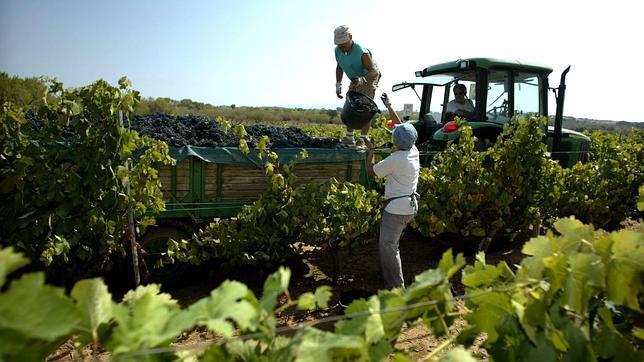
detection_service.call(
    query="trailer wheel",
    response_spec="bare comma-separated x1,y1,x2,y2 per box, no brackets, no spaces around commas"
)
139,225,191,286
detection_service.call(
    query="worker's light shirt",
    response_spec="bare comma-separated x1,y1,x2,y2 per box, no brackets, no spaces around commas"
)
372,146,420,215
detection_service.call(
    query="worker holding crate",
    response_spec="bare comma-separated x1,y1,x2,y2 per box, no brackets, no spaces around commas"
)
334,25,381,149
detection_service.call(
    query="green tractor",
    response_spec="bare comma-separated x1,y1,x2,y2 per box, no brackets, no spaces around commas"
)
392,58,590,167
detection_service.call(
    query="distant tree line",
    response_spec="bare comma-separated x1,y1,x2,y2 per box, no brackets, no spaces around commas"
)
0,72,48,108
551,116,644,134
2,72,643,129
0,73,342,124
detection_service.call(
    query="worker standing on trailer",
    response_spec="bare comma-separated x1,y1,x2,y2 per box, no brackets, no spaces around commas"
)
334,25,381,148
367,93,420,289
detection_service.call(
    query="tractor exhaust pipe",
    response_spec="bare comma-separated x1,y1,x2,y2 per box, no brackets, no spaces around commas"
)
552,66,570,161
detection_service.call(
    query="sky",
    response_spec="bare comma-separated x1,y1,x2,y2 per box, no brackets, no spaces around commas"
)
1,0,642,122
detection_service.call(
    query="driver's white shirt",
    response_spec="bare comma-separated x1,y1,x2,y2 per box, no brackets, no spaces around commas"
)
447,99,474,114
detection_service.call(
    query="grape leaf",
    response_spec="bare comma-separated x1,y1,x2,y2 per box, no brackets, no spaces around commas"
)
541,254,568,295
560,320,595,362
462,254,513,288
107,284,194,354
335,299,370,336
260,267,291,312
606,230,643,310
552,217,593,253
364,297,385,344
522,235,553,258
297,292,317,310
314,285,332,309
189,280,258,336
295,327,367,362
465,292,512,343
439,347,476,361
70,278,113,341
0,273,80,340
437,250,465,278
379,292,407,341
0,247,29,288
368,340,393,362
522,332,557,362
561,253,604,314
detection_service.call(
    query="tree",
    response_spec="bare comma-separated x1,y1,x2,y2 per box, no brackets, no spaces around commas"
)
0,72,48,109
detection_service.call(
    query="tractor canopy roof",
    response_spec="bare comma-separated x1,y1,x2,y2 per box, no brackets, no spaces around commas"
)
417,58,553,77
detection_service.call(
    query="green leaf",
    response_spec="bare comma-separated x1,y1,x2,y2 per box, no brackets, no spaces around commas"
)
634,326,644,340
314,285,332,309
0,247,29,288
522,236,553,258
465,292,512,343
0,273,80,341
560,320,595,362
368,340,393,362
260,267,291,312
189,280,258,336
515,297,546,343
297,292,316,310
594,325,640,361
295,327,367,362
606,230,644,310
462,254,512,288
390,353,415,362
364,297,385,344
438,250,465,278
561,253,604,314
522,332,557,362
406,269,444,299
552,217,592,253
335,299,369,336
70,278,113,341
379,292,407,341
439,347,476,361
107,284,194,354
542,254,568,296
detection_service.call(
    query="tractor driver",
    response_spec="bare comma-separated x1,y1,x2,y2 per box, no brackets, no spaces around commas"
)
446,83,474,118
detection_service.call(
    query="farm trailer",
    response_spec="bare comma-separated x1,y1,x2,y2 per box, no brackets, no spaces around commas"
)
140,145,370,260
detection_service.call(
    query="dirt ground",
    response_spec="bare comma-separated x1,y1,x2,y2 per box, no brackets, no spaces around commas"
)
50,227,532,361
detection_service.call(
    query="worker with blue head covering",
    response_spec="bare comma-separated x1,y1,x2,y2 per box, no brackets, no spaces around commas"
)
392,123,418,150
367,93,420,290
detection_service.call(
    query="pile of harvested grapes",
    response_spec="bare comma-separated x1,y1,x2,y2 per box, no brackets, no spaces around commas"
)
130,113,345,148
24,111,347,148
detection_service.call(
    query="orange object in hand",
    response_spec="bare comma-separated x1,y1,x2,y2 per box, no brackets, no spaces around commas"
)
386,120,395,128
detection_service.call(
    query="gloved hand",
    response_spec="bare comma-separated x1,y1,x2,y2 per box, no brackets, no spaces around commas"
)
336,82,343,99
380,93,391,108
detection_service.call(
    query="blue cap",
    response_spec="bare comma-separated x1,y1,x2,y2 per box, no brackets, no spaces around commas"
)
393,123,417,150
